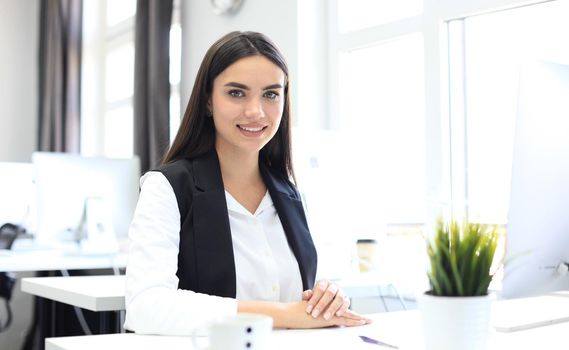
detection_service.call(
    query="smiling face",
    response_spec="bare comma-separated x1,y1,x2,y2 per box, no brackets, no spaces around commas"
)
209,55,286,158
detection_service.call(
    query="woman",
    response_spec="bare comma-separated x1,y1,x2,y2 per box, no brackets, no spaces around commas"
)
125,31,371,335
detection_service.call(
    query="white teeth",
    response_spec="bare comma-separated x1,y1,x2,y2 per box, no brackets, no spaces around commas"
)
239,125,264,132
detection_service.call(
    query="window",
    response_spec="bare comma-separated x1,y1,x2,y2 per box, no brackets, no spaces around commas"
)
337,0,423,33
82,0,182,158
300,0,430,287
169,8,182,144
323,0,427,239
447,0,569,224
104,41,135,158
337,33,426,224
321,0,569,234
309,0,562,289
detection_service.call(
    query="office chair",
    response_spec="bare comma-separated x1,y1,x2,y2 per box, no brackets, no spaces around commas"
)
0,222,22,333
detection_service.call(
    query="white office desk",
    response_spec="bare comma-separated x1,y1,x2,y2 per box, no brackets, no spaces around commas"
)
21,275,125,311
19,273,402,314
45,310,569,350
1,244,128,348
334,271,408,310
0,249,127,272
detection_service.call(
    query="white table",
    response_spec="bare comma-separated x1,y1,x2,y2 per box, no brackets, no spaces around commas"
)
21,275,126,339
19,273,401,313
334,271,408,310
0,249,127,272
25,276,569,349
44,310,569,350
10,260,126,348
21,275,125,311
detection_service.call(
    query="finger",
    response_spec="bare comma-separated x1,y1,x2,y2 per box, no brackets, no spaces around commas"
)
336,303,349,318
311,283,338,318
342,309,364,318
306,280,329,314
302,290,313,301
333,316,369,327
335,294,350,317
340,309,373,323
322,292,346,320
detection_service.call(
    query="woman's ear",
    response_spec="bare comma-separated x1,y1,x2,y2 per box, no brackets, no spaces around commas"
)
207,99,213,117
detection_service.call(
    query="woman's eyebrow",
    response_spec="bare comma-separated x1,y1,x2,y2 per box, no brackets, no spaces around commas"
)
263,83,283,90
224,82,283,90
224,82,249,90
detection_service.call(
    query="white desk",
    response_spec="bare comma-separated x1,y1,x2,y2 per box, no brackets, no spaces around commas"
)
19,274,400,313
334,271,408,310
0,249,127,272
0,244,128,350
22,274,568,321
21,275,125,311
45,310,569,350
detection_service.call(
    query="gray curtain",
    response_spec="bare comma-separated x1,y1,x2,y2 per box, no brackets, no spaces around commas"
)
38,0,82,153
134,0,173,174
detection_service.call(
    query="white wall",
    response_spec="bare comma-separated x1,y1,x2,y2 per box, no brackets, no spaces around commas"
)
180,0,300,118
0,2,38,347
0,0,38,162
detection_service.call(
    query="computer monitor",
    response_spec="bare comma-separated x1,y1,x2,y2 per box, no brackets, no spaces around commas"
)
0,162,34,229
32,152,140,254
501,61,569,298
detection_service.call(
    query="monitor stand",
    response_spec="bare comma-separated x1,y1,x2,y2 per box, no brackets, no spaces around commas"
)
72,197,119,256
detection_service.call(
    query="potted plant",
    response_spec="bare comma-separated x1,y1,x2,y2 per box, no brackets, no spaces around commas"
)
418,217,500,350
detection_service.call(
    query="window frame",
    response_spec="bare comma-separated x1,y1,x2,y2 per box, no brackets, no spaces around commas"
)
81,0,182,158
325,0,553,231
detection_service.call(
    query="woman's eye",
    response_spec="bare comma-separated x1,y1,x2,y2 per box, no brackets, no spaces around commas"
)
264,91,279,100
228,90,244,98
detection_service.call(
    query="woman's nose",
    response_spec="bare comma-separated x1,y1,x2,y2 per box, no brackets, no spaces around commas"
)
244,97,264,118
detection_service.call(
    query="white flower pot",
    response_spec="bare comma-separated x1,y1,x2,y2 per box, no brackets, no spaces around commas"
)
418,293,493,350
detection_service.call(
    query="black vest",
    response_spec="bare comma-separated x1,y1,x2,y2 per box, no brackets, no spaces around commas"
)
157,149,317,298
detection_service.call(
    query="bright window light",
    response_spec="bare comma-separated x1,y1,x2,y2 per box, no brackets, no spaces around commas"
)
338,33,426,224
105,44,134,103
337,0,423,33
452,0,569,224
169,23,182,86
104,106,133,158
106,0,136,27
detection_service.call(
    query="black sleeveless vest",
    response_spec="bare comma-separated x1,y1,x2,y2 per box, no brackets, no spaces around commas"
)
157,149,317,298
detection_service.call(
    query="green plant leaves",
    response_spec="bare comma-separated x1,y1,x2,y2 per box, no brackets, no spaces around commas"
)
426,217,499,297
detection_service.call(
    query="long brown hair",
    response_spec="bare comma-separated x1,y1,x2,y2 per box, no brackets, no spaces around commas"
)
162,31,295,182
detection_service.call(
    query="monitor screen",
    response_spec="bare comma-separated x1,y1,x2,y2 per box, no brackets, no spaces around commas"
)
32,152,140,253
501,61,569,298
0,162,34,229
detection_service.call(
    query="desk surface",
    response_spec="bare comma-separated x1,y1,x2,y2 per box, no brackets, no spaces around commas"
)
18,272,399,313
21,275,125,312
45,310,569,350
0,249,127,272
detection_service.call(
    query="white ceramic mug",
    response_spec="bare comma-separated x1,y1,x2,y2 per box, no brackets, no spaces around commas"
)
192,313,273,350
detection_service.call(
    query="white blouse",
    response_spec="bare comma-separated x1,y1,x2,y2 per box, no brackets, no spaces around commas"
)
124,171,303,335
227,189,303,302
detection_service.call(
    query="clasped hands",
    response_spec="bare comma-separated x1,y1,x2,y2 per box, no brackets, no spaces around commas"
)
300,279,372,327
